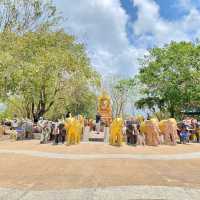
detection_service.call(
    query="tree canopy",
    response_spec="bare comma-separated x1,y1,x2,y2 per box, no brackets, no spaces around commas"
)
3,0,200,121
136,41,200,118
0,0,61,33
0,0,101,121
0,31,100,121
107,75,135,118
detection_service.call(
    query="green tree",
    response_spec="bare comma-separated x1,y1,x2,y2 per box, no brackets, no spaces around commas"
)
107,76,134,118
136,41,200,118
0,0,60,33
0,31,100,121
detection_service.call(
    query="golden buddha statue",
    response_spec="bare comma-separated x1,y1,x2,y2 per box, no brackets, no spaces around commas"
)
98,91,112,124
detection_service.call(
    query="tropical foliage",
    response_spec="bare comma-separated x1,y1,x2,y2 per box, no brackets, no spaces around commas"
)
136,41,200,118
0,0,60,33
0,0,100,121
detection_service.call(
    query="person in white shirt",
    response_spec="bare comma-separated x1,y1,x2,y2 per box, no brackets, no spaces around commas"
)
38,118,50,144
11,118,19,130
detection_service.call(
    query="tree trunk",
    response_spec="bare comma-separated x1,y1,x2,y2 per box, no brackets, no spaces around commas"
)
31,86,58,122
32,100,55,122
169,105,175,118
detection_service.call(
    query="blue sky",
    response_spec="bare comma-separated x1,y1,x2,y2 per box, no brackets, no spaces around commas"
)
53,0,200,76
121,0,189,21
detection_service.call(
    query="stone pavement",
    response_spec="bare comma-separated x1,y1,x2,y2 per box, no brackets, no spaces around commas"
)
1,140,200,155
0,140,200,199
2,149,200,160
0,186,200,200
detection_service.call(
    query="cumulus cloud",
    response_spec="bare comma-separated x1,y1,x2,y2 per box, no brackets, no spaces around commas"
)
54,0,145,76
53,0,200,76
132,0,190,46
132,0,200,47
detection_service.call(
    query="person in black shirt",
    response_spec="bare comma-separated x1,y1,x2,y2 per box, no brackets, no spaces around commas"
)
96,112,101,134
65,112,72,119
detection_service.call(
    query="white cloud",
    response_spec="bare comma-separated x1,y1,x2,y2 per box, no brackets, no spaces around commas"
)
54,0,145,76
53,0,200,77
132,0,190,46
178,0,194,10
132,0,200,46
181,8,200,36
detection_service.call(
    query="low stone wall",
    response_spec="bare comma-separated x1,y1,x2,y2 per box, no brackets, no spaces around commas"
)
0,126,6,136
33,133,41,140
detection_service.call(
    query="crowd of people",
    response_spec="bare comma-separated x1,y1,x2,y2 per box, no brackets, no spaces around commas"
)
179,117,199,144
0,113,200,146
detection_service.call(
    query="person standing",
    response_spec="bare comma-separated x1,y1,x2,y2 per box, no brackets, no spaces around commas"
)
53,123,60,145
59,123,66,144
65,112,72,119
191,119,199,143
11,115,24,140
38,117,44,132
22,120,33,139
180,125,189,144
126,118,134,145
11,115,19,130
96,112,101,134
132,124,139,146
39,120,51,144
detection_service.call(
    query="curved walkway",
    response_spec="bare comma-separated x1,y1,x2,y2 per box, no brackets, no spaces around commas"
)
1,149,200,160
1,185,200,200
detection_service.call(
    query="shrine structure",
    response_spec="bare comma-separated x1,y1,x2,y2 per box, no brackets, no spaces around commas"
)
98,91,112,125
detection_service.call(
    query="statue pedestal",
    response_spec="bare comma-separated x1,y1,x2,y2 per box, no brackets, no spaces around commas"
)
104,127,110,143
88,131,104,142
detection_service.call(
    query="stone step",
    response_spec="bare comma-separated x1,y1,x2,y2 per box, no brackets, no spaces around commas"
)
88,131,105,142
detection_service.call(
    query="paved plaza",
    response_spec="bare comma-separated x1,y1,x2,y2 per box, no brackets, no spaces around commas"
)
0,140,200,199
